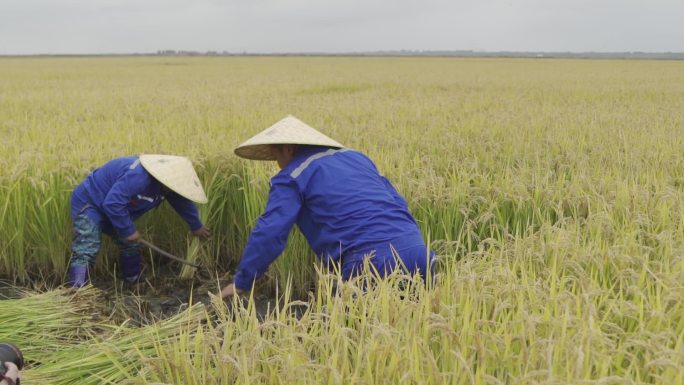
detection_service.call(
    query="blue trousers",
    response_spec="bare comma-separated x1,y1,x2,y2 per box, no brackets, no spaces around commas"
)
340,242,435,284
69,213,142,281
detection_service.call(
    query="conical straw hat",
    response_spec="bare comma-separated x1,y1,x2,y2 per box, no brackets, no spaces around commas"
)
139,155,208,204
234,115,344,160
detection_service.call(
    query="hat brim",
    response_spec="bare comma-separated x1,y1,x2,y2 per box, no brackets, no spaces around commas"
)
234,143,343,161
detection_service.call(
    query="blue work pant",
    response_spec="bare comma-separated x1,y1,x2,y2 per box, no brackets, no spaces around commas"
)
340,242,435,284
69,213,142,281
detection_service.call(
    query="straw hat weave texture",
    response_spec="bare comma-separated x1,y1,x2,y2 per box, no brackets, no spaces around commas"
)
139,155,208,204
234,115,344,160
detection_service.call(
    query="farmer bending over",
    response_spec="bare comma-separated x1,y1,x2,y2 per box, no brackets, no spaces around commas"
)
221,116,434,298
67,155,210,287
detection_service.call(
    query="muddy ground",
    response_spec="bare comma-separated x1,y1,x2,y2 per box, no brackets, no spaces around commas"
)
0,262,309,326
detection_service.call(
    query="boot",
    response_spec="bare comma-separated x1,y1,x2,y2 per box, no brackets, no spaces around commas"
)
120,254,142,284
68,265,89,288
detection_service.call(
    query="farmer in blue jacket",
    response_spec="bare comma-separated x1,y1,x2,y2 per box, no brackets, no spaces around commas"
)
220,116,434,298
67,155,210,287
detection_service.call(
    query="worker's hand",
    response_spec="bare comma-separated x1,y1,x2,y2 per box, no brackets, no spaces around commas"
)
2,362,20,384
192,226,211,239
220,283,244,299
126,230,141,243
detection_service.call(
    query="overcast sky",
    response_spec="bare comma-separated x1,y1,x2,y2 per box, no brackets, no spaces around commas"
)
1,0,682,54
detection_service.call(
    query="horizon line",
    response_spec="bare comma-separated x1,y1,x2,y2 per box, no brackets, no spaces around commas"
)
2,49,684,59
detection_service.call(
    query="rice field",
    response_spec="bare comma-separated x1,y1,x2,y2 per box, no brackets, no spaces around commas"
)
1,56,683,384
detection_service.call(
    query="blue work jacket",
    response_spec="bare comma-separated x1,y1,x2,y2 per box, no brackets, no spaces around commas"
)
71,156,203,238
234,146,427,290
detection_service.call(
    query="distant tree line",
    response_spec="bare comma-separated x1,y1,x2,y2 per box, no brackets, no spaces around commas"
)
154,49,684,60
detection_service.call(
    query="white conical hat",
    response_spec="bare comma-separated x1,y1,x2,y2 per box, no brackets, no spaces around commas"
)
139,155,208,204
234,115,345,160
